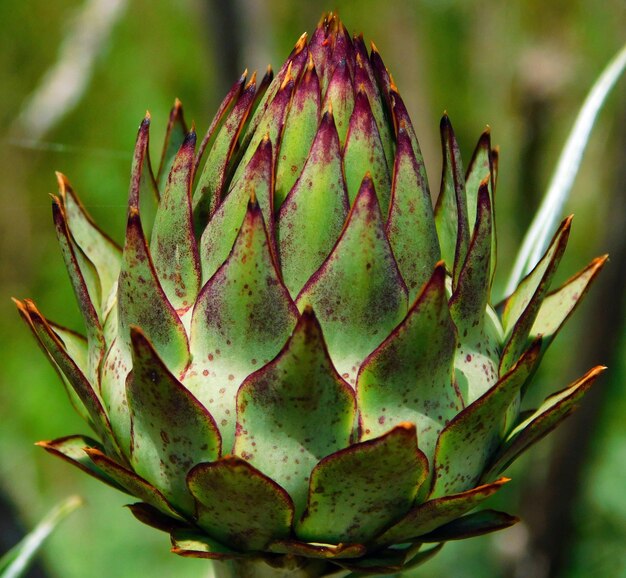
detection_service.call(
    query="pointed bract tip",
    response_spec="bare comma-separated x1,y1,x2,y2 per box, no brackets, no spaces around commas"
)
432,260,447,278
389,73,398,93
174,97,183,109
11,296,25,311
493,477,511,485
281,62,294,90
295,306,325,339
301,304,315,318
246,70,258,89
22,298,37,314
395,421,418,434
575,365,608,384
295,32,308,52
558,214,574,233
318,11,338,29
55,171,71,192
440,113,457,136
183,125,197,146
182,128,197,149
421,262,448,295
353,172,378,209
83,446,105,459
128,206,141,220
129,324,151,349
370,40,379,54
51,193,62,211
143,111,151,124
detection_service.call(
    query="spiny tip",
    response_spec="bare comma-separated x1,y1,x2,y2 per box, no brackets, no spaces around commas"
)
245,70,258,90
55,171,70,192
295,32,308,52
395,421,418,433
280,62,294,90
389,72,398,93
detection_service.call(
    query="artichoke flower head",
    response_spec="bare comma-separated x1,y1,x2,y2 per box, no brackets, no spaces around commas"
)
16,12,607,577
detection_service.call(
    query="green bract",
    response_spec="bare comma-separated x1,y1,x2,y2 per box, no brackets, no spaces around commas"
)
17,13,606,577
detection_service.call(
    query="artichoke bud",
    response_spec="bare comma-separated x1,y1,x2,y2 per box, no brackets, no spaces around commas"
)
17,11,607,575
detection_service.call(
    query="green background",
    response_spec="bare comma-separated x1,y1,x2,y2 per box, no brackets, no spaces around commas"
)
0,1,624,576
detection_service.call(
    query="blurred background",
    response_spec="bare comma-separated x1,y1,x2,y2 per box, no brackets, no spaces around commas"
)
0,1,624,576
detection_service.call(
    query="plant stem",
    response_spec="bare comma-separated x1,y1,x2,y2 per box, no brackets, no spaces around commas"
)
211,556,339,578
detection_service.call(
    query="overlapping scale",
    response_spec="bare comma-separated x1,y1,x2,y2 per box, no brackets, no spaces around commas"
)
296,175,408,386
150,130,200,312
277,108,349,296
235,309,355,516
188,199,298,451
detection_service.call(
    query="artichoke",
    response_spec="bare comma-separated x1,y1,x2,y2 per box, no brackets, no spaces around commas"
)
16,12,607,578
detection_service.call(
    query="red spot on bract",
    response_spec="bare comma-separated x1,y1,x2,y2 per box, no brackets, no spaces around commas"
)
378,416,385,425
466,354,473,362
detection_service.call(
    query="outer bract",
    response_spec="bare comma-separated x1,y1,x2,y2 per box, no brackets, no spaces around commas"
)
17,13,607,577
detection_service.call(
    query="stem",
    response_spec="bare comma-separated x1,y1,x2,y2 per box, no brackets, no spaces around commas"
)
211,556,341,578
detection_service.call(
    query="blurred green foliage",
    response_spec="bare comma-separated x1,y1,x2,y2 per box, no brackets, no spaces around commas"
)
0,1,624,577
